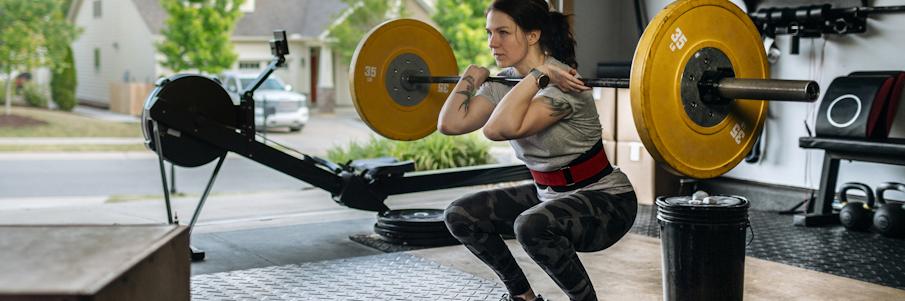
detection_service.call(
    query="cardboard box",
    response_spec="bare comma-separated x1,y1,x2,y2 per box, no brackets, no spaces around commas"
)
603,139,617,164
615,141,681,205
616,88,641,142
593,87,617,141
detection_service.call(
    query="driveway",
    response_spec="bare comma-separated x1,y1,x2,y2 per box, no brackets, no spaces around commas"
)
256,107,374,157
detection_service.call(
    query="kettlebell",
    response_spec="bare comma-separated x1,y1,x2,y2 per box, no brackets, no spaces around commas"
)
873,182,905,238
838,182,875,231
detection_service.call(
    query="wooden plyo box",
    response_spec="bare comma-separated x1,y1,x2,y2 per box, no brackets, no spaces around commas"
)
0,225,189,301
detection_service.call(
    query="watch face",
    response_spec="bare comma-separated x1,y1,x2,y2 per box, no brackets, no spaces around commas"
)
538,75,550,88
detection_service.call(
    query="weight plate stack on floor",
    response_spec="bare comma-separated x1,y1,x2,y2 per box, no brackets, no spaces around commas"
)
374,209,459,246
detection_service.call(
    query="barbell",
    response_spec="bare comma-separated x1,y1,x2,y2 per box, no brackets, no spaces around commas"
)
349,0,820,179
404,76,816,103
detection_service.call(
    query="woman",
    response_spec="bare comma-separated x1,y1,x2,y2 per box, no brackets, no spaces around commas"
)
438,1,637,301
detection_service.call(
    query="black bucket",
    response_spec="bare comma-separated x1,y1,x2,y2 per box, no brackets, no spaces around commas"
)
656,195,750,301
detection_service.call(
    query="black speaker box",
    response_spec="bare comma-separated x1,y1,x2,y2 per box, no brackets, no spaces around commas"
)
849,71,905,138
816,75,894,139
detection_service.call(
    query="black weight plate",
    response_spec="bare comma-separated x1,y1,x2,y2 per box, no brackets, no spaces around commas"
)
377,234,461,247
373,224,454,240
375,221,449,233
377,209,445,227
142,74,237,167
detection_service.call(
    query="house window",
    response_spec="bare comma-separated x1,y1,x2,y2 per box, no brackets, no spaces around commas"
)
93,0,102,18
94,48,101,72
239,61,261,71
240,0,255,13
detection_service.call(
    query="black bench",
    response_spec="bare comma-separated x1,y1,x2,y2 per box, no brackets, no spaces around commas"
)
794,136,905,226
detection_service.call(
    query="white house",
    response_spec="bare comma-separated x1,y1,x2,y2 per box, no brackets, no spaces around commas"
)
67,0,435,113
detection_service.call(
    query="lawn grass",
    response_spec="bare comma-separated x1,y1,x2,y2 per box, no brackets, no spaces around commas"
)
0,144,148,152
0,106,142,137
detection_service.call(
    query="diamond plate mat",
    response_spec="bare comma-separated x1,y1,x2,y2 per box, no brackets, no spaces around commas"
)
629,204,905,289
191,252,508,301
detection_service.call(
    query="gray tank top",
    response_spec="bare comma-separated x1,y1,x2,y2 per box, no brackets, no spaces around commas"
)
476,57,634,201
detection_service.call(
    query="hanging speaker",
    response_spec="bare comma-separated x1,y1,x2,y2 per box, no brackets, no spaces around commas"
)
816,75,894,139
849,71,905,139
890,86,905,139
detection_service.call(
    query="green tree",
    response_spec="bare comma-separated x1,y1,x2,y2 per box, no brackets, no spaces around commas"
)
50,47,77,111
0,0,79,115
327,0,406,65
156,0,244,74
432,0,493,72
50,0,77,111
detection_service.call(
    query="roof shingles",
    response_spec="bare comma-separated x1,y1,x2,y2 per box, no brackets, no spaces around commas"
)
130,0,348,38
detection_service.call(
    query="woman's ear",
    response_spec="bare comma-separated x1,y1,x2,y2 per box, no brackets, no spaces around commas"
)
527,29,541,46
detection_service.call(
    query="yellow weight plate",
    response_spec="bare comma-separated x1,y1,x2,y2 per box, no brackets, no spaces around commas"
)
350,19,458,141
631,0,768,179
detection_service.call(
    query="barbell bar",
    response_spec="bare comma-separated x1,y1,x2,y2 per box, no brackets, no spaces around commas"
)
349,0,820,179
406,75,818,103
406,75,632,89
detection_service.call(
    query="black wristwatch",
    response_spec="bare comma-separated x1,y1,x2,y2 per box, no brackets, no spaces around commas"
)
529,68,549,89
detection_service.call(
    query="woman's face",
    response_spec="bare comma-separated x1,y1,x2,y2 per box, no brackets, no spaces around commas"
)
486,10,529,68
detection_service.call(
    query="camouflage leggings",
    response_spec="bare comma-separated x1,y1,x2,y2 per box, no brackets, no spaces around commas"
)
443,183,637,301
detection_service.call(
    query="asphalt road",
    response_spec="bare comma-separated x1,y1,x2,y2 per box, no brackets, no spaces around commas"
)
0,108,515,201
0,155,314,198
0,109,375,200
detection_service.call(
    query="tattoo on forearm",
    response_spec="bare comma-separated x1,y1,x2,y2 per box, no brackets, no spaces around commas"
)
455,76,477,114
543,96,572,117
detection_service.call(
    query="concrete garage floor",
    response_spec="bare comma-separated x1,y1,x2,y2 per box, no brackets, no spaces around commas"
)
186,187,905,301
188,213,905,300
411,235,905,301
4,182,905,300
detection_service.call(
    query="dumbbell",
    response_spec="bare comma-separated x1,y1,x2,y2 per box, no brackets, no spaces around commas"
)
838,182,876,231
873,182,905,238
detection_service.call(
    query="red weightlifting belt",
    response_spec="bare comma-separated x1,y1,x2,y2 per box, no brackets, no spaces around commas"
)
530,140,612,189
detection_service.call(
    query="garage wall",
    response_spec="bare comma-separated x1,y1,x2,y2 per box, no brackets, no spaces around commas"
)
572,1,639,77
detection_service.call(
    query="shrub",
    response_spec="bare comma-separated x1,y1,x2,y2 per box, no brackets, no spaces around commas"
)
51,47,78,111
0,80,6,104
326,136,395,165
23,83,49,108
327,132,494,171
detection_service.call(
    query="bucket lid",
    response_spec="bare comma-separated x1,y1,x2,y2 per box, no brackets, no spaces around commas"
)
656,195,749,224
657,195,748,208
